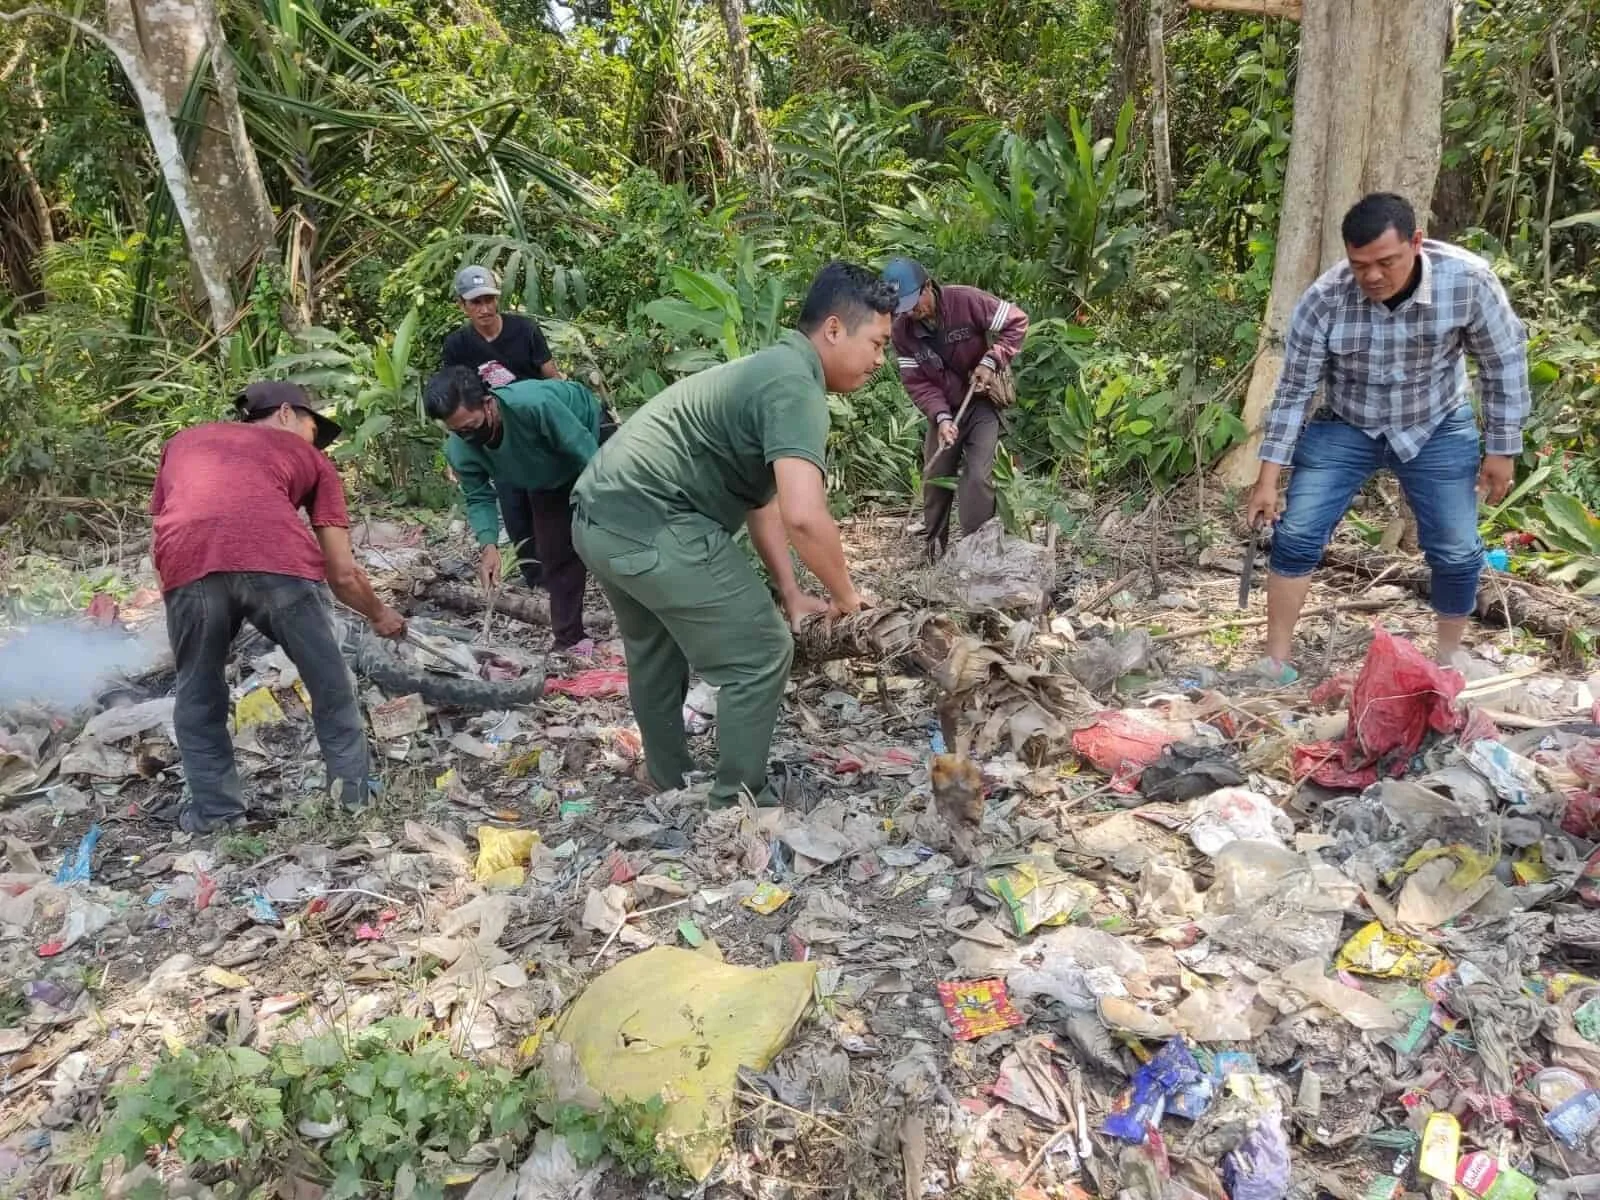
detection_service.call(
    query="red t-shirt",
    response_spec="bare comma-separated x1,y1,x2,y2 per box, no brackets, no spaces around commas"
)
150,422,350,593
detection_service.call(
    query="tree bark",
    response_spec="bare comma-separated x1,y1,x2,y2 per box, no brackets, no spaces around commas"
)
1097,0,1149,138
716,0,775,187
2,2,274,332
1217,0,1454,487
1187,0,1301,16
1147,0,1174,228
417,580,615,635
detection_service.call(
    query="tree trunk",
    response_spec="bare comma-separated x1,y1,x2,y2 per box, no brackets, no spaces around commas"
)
1,3,275,332
1097,0,1149,137
716,0,775,187
417,580,615,635
121,0,275,322
1147,0,1174,228
1217,0,1454,487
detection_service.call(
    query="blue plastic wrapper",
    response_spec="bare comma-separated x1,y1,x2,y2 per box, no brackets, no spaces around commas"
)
55,824,101,885
1223,1110,1291,1200
1101,1037,1213,1142
1102,1073,1167,1142
1547,1089,1600,1150
242,891,280,925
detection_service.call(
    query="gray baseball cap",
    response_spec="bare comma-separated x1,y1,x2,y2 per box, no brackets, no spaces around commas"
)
453,265,500,301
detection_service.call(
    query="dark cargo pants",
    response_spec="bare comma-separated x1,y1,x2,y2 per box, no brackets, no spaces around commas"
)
572,515,792,806
165,572,369,821
922,397,1000,557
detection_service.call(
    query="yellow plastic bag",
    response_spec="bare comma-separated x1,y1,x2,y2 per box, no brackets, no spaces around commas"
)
1335,921,1441,980
473,826,539,887
233,687,285,731
551,945,817,1179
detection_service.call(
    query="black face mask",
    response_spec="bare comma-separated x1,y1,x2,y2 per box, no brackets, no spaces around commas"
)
457,404,502,449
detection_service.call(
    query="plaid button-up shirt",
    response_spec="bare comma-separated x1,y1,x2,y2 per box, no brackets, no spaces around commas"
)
1259,239,1530,466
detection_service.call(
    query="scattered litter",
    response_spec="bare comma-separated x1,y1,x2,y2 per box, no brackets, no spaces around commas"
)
743,882,792,914
938,978,1025,1040
473,826,540,887
369,693,427,739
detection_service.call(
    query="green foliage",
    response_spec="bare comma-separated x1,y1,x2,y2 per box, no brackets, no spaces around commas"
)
875,102,1144,315
778,97,928,245
87,1017,677,1198
1534,493,1600,594
644,239,790,372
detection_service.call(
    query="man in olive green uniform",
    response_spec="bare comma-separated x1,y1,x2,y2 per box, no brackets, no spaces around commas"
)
573,262,896,806
423,367,611,651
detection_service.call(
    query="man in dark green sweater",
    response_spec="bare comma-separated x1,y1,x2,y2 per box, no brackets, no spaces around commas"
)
573,262,895,806
424,367,607,651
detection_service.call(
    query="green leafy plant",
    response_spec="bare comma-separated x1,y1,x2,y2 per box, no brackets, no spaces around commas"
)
1534,493,1600,594
87,1017,677,1199
643,238,789,372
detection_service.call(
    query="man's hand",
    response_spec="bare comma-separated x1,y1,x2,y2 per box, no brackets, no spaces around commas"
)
1478,455,1515,505
781,590,830,631
936,416,960,449
371,605,407,639
1245,463,1284,530
478,545,502,592
971,363,996,394
828,588,866,619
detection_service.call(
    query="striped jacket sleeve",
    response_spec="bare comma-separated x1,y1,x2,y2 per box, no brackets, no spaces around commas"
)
978,293,1028,371
893,326,953,422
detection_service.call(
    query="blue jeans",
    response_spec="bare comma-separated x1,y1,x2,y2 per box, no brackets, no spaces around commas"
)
1270,407,1484,617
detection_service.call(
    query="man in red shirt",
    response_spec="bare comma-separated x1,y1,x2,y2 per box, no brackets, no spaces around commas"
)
150,382,406,834
883,258,1028,560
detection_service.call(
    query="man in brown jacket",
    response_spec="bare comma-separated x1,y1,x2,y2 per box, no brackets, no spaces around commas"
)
884,258,1029,559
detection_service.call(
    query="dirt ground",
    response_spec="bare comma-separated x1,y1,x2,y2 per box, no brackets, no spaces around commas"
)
2,483,1596,1198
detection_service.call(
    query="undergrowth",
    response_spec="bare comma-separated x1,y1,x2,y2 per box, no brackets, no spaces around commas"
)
80,1016,683,1199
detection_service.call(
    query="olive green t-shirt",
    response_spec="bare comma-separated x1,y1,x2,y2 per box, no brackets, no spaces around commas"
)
573,329,828,536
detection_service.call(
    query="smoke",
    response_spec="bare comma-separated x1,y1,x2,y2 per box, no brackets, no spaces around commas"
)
0,621,170,713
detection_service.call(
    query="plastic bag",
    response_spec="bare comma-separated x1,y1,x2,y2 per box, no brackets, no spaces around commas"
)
551,946,817,1180
1187,788,1292,855
1072,710,1193,792
473,826,540,887
545,669,629,699
1293,628,1464,789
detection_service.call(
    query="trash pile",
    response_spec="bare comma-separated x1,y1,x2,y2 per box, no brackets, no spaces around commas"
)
6,517,1600,1199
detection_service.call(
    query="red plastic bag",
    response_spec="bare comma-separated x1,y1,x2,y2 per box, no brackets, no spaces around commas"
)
545,668,630,699
1071,710,1191,793
1563,791,1600,841
1570,740,1600,790
1294,627,1464,789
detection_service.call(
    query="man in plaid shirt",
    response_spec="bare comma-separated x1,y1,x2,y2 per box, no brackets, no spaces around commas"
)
1245,192,1530,676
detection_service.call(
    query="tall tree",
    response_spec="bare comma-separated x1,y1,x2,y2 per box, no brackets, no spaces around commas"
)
0,0,275,331
717,0,775,186
1211,0,1456,485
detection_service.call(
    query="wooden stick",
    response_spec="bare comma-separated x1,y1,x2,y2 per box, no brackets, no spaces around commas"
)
1076,569,1143,615
1151,598,1391,644
950,374,981,427
1187,0,1301,17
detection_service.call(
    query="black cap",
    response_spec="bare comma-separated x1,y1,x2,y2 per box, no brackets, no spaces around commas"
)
234,381,342,450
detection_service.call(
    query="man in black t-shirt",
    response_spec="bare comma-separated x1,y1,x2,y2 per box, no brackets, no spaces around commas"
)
441,265,562,589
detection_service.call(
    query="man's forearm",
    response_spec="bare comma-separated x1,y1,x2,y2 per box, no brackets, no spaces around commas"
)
329,567,388,624
785,515,857,604
748,504,800,599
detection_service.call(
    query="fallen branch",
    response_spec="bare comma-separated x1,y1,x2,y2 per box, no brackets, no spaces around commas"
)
795,605,1093,762
417,580,614,634
1320,546,1595,652
1186,0,1300,17
1073,569,1142,616
1151,598,1391,644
